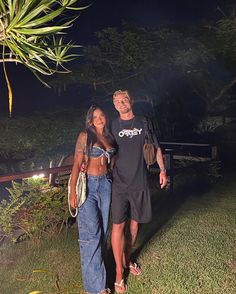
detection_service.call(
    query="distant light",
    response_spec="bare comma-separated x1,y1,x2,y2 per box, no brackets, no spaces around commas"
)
32,173,45,179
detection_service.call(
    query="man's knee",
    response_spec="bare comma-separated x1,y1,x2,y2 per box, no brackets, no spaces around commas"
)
112,222,126,234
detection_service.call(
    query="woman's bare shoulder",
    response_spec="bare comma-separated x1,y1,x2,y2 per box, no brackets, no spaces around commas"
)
77,131,87,143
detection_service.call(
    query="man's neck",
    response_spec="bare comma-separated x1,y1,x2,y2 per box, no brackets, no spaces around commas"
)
119,111,134,120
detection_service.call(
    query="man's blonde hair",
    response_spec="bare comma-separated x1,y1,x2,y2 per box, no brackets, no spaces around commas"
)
113,90,132,101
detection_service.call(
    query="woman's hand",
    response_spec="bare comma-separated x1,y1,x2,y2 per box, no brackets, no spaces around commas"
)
70,191,78,209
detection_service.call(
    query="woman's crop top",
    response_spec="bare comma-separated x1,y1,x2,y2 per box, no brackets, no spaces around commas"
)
89,146,116,163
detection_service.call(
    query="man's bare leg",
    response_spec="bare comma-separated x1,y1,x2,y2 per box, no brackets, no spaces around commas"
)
111,222,127,292
123,220,142,276
124,220,139,266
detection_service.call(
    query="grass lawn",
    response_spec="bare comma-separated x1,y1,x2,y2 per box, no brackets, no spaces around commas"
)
0,172,235,294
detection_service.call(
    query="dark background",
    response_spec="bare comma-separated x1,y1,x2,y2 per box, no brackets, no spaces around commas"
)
0,0,221,115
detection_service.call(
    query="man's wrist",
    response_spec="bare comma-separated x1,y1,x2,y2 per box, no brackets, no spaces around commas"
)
160,167,167,173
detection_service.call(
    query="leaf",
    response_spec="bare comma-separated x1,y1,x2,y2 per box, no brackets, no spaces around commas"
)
14,25,71,35
30,70,51,88
0,0,6,13
2,46,13,117
16,1,58,27
16,275,31,281
66,3,92,11
7,0,18,21
32,269,53,274
28,291,43,294
20,6,65,28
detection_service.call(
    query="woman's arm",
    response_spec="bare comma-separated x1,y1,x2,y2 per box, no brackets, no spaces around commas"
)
69,132,87,208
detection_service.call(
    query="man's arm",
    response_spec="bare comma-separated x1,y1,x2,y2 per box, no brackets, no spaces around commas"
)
156,147,168,189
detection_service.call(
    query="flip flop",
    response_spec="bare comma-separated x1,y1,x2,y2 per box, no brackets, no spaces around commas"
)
129,262,142,276
114,279,127,293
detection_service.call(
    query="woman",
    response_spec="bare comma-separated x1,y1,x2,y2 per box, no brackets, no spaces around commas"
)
70,105,115,294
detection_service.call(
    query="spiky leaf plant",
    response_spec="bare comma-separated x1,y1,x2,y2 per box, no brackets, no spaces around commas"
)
0,0,89,116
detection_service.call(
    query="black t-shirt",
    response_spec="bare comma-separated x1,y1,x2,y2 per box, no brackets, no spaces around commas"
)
111,116,148,192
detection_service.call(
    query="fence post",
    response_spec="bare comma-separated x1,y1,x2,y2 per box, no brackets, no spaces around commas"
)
48,160,53,185
164,148,174,194
211,145,217,159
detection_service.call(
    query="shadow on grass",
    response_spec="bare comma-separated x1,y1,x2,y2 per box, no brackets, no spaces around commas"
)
105,171,215,290
134,172,214,260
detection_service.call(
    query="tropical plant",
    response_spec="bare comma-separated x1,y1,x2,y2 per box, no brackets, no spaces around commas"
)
0,178,69,243
0,0,89,116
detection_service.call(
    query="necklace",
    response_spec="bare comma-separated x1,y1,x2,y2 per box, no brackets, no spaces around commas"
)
119,117,135,130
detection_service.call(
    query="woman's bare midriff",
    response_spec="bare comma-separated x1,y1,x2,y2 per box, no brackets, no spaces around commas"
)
86,156,108,176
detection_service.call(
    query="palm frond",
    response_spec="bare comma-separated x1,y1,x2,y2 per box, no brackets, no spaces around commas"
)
7,0,18,21
19,6,65,28
0,0,87,115
13,25,72,35
0,0,6,14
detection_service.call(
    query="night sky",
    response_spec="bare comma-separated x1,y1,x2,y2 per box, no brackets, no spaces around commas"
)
0,0,221,115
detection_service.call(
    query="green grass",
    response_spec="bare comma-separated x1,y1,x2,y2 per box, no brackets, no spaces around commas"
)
0,173,235,294
0,231,83,294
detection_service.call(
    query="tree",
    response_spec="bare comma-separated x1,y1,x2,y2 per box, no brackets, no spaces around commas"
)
0,108,85,174
0,0,89,116
208,11,236,103
50,23,212,139
50,13,236,137
51,22,213,99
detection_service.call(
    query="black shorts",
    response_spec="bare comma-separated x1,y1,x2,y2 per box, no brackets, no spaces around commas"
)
111,188,152,224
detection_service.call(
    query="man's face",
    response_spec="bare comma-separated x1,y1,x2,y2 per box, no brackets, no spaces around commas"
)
113,93,132,114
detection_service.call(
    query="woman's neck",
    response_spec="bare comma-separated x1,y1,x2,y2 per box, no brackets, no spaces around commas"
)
95,128,104,136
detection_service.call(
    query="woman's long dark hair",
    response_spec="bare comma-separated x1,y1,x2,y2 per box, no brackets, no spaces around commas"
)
85,104,115,157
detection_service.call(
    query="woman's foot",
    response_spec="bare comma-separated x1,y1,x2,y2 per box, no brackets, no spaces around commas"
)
129,262,142,276
114,279,127,293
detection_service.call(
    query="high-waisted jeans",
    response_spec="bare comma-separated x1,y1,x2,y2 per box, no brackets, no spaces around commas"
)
77,174,111,294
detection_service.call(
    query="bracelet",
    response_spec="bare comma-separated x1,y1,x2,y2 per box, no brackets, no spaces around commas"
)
160,168,167,173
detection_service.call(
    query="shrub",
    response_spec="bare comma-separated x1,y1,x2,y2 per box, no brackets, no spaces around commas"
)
0,179,69,243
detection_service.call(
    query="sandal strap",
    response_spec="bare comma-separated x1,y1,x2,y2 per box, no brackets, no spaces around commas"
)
129,262,139,269
114,279,124,287
129,262,142,275
114,279,127,293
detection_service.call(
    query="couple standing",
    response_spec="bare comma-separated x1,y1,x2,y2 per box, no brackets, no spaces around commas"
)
69,90,168,294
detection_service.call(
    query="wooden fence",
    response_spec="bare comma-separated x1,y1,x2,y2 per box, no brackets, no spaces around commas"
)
0,143,217,194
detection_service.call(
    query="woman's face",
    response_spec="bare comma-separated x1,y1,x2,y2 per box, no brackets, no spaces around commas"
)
92,108,106,130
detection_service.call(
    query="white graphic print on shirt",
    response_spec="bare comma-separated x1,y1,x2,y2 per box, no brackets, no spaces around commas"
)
118,128,142,138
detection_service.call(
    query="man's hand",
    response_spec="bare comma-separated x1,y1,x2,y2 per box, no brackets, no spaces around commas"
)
159,171,168,189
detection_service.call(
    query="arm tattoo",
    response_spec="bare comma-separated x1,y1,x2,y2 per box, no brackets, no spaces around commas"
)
75,141,86,154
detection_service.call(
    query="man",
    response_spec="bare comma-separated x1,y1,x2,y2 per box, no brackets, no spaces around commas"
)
110,90,168,293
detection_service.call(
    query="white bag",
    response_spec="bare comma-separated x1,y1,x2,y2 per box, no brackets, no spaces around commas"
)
68,172,87,217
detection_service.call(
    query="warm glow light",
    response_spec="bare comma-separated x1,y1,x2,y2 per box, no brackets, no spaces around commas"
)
32,173,45,179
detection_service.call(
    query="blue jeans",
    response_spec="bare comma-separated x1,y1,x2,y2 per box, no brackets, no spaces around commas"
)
77,174,111,294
